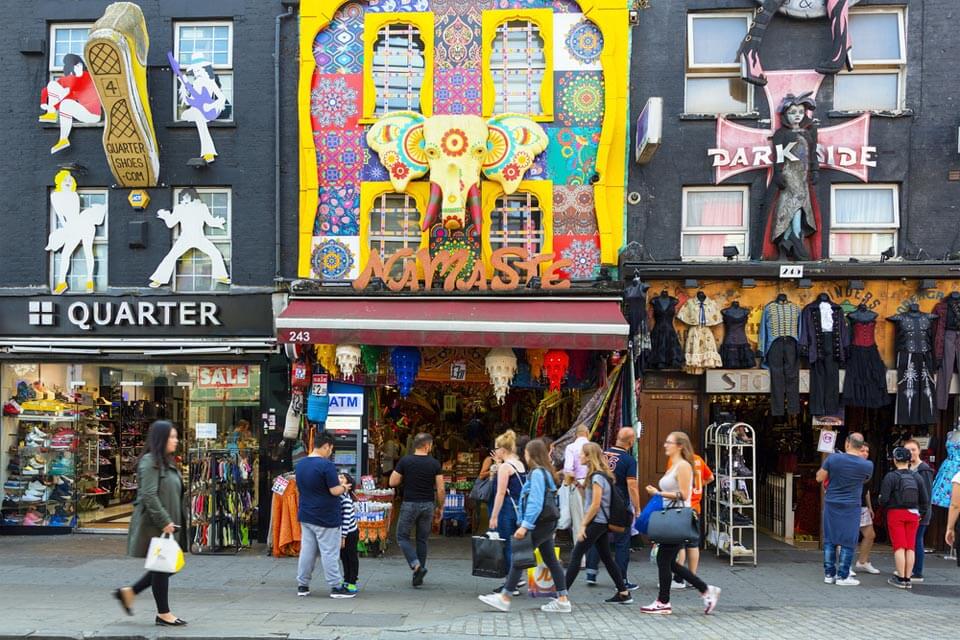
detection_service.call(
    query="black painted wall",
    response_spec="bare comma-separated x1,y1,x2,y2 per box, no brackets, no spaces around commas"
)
0,0,302,290
629,0,960,263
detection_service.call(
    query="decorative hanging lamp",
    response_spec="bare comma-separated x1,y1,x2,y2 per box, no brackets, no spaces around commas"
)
485,348,518,404
316,344,339,377
361,345,383,374
543,349,570,392
391,347,421,398
336,345,362,380
526,348,547,380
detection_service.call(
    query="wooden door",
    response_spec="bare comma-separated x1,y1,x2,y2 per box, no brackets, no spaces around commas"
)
638,392,699,494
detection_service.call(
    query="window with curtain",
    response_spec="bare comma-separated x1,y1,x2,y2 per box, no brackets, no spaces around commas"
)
491,20,546,116
490,192,544,264
830,185,899,260
685,13,752,114
368,193,422,278
48,190,108,293
681,187,749,260
833,9,906,112
371,23,426,115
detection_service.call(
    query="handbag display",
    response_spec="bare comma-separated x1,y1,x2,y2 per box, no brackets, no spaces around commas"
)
647,499,700,545
510,531,538,570
471,531,507,579
144,532,185,574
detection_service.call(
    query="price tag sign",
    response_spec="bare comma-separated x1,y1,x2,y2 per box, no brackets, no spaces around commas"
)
817,429,838,453
311,373,328,397
450,361,467,381
196,422,217,439
272,475,290,495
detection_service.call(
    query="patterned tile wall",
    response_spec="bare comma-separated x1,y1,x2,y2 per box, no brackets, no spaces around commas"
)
310,0,605,280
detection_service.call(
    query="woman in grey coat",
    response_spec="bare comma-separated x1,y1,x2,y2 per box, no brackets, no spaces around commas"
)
113,420,188,626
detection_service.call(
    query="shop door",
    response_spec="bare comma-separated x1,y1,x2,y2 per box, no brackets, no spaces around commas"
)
639,393,699,494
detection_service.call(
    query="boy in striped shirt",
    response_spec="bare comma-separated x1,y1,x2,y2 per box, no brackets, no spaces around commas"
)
339,473,360,595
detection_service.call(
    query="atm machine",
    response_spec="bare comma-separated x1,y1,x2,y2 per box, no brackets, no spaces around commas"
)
324,381,366,479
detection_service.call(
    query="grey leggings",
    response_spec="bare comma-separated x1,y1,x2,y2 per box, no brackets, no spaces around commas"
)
504,525,567,596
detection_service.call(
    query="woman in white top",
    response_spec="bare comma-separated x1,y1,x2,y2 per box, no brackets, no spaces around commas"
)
641,431,720,616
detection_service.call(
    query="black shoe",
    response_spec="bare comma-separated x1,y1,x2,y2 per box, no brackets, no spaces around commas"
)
605,592,634,605
112,589,133,616
412,566,427,587
155,616,187,626
330,586,356,599
297,585,310,597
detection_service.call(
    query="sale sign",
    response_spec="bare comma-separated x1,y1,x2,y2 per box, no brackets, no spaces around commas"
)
197,365,250,389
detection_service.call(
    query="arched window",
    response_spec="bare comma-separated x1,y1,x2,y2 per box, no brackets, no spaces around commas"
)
371,23,426,115
368,192,422,278
491,20,546,115
490,191,545,263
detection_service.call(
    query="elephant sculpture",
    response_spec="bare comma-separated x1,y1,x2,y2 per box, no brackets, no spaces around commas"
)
366,112,548,231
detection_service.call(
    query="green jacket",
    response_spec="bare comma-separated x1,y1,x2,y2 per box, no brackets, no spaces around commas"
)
127,453,186,558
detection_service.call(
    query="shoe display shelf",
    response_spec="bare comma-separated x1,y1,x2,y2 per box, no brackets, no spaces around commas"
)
187,448,257,554
704,421,758,566
1,412,78,534
77,408,120,516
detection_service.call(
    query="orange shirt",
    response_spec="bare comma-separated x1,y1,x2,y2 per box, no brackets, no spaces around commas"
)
665,454,714,514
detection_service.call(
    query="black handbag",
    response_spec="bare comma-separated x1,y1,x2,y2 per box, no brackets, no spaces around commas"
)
510,532,538,569
647,498,700,545
469,477,494,502
471,533,508,578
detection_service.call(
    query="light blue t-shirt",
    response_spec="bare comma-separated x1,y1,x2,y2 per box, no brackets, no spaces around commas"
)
586,473,612,524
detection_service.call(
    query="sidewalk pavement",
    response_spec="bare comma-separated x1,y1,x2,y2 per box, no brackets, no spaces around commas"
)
0,533,956,640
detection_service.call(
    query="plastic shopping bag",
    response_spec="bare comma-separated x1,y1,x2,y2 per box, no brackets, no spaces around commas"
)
527,545,561,598
471,532,507,579
557,485,572,530
144,533,185,574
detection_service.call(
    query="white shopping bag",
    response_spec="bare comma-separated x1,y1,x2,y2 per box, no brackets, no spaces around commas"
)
144,533,185,573
557,485,572,530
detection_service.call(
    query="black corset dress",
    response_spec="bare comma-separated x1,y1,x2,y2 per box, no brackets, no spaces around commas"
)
719,307,754,368
648,295,684,369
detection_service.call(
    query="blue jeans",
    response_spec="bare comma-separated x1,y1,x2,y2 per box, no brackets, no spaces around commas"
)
913,524,928,577
585,529,630,581
824,544,855,579
496,503,518,567
397,501,434,570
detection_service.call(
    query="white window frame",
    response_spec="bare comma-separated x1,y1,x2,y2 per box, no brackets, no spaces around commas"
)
829,184,900,260
680,185,750,262
172,21,234,122
171,187,232,293
684,12,753,115
48,189,109,293
833,7,907,112
47,23,102,128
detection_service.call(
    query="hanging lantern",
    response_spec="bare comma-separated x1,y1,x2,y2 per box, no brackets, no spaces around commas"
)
361,345,383,374
485,348,517,404
391,347,421,398
526,348,547,380
543,350,570,392
336,345,362,380
316,344,339,377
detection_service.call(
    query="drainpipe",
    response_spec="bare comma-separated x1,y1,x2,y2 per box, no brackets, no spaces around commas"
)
275,4,296,282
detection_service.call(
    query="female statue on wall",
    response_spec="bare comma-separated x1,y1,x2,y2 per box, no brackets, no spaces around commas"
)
762,92,822,262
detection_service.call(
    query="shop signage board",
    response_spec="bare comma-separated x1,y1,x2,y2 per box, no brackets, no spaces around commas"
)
196,422,217,439
197,366,250,389
326,415,362,431
0,293,273,337
328,393,363,416
817,429,838,453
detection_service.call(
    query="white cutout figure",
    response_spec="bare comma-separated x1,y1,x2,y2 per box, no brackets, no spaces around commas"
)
40,54,102,155
169,52,227,164
45,170,106,295
149,188,230,288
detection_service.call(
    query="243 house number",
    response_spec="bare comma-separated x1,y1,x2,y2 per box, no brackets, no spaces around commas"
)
286,330,312,343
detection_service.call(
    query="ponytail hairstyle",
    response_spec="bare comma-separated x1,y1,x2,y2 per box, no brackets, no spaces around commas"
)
495,429,517,455
523,438,558,485
582,442,612,481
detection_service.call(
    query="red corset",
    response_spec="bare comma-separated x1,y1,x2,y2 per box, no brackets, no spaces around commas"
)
851,321,876,347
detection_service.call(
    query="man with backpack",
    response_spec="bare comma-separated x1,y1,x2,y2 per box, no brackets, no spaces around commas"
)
585,428,639,590
879,447,931,589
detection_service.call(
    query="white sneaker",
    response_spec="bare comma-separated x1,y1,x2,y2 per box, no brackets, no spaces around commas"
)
478,593,510,612
540,598,572,613
702,585,721,615
640,599,672,615
670,579,687,590
835,577,860,586
855,562,880,575
848,569,857,577
824,576,835,584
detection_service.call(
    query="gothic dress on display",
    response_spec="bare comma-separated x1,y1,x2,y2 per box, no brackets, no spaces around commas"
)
758,295,802,417
931,433,960,508
888,307,938,426
677,292,723,375
624,278,651,375
648,292,684,369
799,294,848,416
720,303,755,369
933,292,960,411
842,306,890,408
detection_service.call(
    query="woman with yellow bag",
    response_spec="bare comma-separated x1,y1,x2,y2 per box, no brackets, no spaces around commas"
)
113,420,188,626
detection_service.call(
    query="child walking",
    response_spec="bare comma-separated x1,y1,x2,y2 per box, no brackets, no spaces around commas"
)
339,473,360,594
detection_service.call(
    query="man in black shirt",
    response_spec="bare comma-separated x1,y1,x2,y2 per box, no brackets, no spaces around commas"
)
390,432,445,587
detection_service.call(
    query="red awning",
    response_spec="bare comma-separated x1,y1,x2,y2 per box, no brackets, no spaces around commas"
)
277,297,629,350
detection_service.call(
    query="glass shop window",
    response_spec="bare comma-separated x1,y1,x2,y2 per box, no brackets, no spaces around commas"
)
685,13,752,115
829,185,900,260
681,187,749,260
833,9,906,112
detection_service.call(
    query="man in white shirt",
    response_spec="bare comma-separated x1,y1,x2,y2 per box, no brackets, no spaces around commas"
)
562,425,591,535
